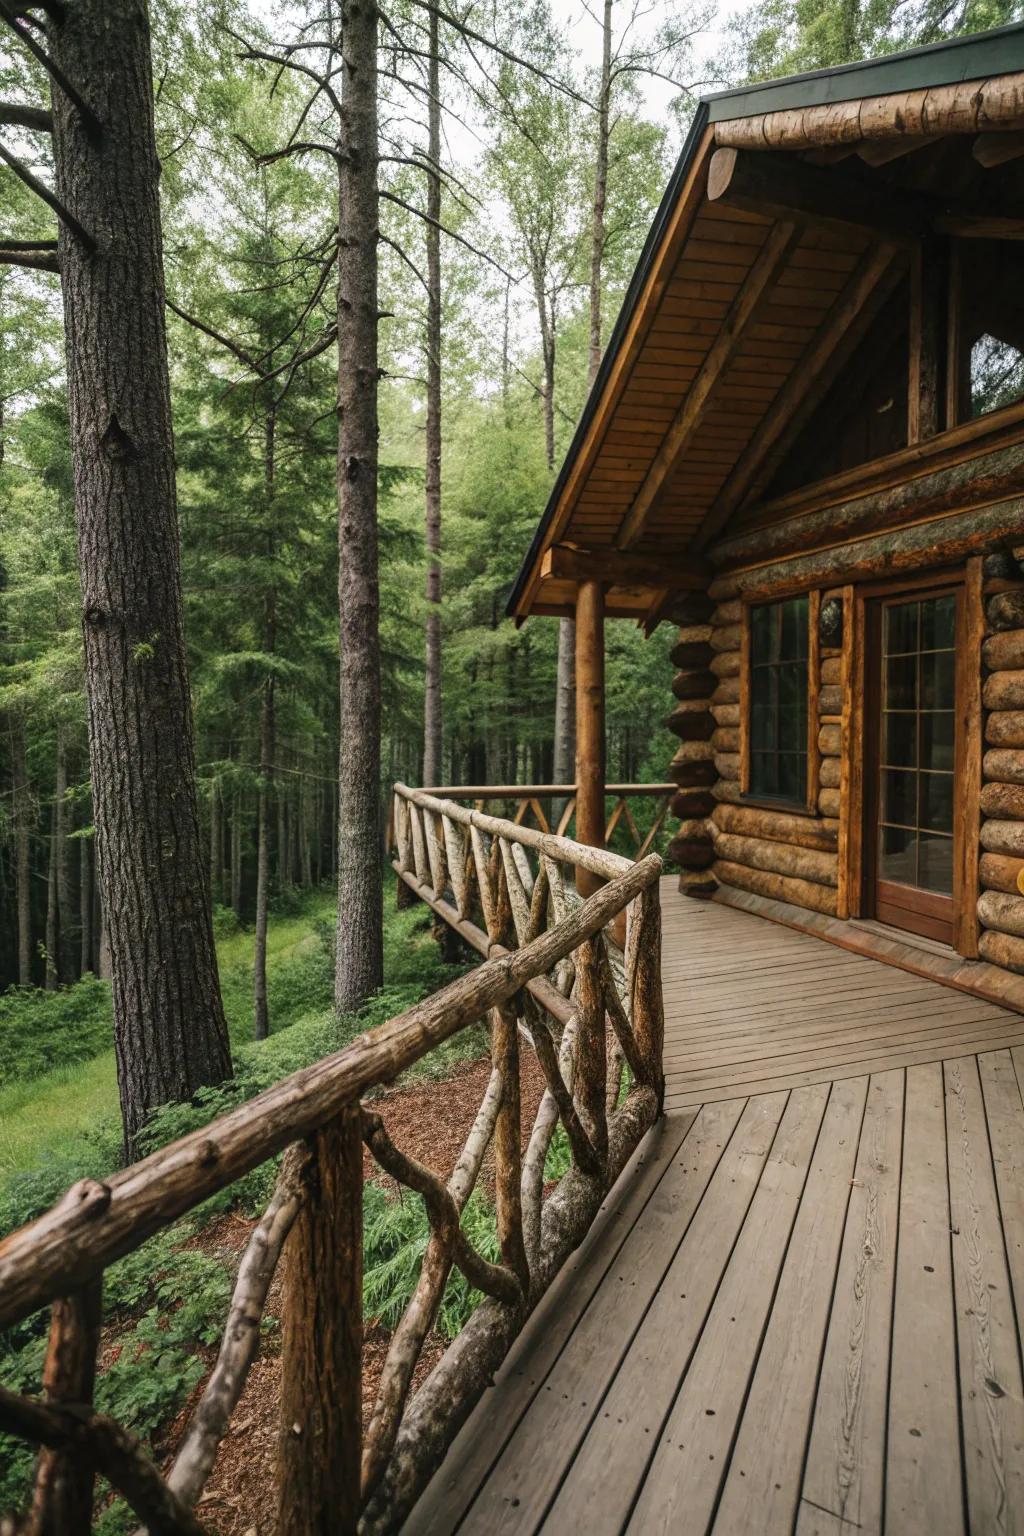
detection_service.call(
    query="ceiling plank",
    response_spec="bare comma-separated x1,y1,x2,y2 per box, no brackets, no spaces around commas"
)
541,544,710,589
688,242,907,555
973,131,1024,168
614,220,803,552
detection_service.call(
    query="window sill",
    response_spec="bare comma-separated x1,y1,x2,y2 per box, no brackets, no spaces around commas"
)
738,793,821,820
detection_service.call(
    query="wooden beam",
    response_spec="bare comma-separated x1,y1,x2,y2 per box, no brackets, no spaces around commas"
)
908,240,945,443
575,580,606,899
973,132,1024,169
708,146,924,243
513,128,718,619
541,545,709,589
714,72,1024,153
708,146,1024,245
690,242,905,553
614,220,803,551
857,135,942,166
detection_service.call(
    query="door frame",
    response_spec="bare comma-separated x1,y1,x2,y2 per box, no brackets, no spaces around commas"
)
844,561,983,957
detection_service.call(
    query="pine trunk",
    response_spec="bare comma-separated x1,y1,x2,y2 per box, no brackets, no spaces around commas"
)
231,792,243,919
54,734,75,983
254,411,276,1042
79,832,92,976
335,0,383,1014
588,0,612,383
50,0,231,1150
210,776,223,906
13,722,32,986
45,790,58,992
422,8,443,787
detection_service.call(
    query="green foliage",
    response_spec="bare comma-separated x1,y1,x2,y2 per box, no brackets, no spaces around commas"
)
0,977,112,1090
363,1182,501,1340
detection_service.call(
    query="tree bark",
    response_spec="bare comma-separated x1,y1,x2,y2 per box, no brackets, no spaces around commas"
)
254,412,277,1043
45,789,58,993
588,0,612,383
231,791,243,919
13,721,32,986
209,776,222,906
49,0,231,1153
54,732,74,983
422,6,443,788
79,832,92,977
335,0,383,1014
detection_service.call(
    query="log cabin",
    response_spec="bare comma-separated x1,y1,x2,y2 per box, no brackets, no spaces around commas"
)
509,23,1024,1009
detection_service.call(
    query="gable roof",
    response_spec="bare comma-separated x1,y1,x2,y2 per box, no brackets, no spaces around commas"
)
508,22,1024,625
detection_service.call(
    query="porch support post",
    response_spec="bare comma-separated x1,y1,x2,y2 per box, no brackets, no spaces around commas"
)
575,578,606,897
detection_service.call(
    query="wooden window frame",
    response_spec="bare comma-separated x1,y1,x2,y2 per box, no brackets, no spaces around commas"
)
740,591,819,818
848,562,981,956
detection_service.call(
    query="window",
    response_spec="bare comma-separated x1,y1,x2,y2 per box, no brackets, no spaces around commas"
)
955,242,1024,421
748,596,809,807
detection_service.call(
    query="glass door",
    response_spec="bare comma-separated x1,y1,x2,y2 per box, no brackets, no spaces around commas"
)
870,589,959,945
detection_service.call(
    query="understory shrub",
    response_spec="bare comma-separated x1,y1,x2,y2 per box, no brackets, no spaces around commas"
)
0,976,113,1090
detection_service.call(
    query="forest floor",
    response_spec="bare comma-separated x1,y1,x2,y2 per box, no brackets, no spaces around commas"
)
0,885,547,1533
159,1048,546,1536
0,895,335,1178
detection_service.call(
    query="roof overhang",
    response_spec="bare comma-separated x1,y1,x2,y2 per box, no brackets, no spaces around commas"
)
508,23,1024,629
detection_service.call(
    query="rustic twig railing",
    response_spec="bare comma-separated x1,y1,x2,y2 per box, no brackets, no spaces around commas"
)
0,796,664,1536
414,781,676,860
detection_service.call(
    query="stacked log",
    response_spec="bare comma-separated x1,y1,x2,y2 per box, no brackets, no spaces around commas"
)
707,588,841,916
816,589,844,820
977,557,1024,975
666,594,717,896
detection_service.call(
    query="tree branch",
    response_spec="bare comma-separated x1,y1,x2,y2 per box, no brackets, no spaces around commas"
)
0,4,101,136
0,140,94,250
0,101,51,131
380,189,520,282
0,236,59,273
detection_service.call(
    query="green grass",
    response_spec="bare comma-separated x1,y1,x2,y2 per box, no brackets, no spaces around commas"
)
0,882,459,1185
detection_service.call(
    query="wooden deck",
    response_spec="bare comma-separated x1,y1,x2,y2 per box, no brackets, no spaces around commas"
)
405,881,1024,1536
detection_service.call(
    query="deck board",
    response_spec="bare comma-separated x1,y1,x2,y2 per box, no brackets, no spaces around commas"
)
405,882,1024,1535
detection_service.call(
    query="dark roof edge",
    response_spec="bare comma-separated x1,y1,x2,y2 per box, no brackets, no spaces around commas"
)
506,100,710,619
706,20,1024,121
505,22,1024,622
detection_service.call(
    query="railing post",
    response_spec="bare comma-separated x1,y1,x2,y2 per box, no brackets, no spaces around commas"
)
278,1105,363,1536
27,1281,101,1536
575,937,609,1160
574,579,606,897
630,883,665,1110
491,1000,530,1293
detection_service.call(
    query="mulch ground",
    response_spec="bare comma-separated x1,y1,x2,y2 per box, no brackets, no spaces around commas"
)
148,1047,547,1536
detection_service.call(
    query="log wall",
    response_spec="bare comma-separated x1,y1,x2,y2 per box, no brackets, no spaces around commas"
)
978,556,1024,976
663,510,1024,1001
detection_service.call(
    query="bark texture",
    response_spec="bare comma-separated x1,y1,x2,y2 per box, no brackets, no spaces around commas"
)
422,7,443,787
49,0,231,1151
335,0,384,1013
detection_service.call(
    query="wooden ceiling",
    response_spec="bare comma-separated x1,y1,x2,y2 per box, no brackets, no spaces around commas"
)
514,69,1024,626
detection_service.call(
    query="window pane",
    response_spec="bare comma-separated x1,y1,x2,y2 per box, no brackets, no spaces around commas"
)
880,823,917,885
921,711,955,773
885,655,917,710
920,594,956,651
883,712,917,768
920,650,955,711
919,833,954,895
920,771,953,835
883,769,917,827
748,596,809,806
971,333,1024,418
884,601,918,656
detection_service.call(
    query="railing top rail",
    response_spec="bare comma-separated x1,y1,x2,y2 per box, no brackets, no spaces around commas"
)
425,783,676,798
0,853,661,1335
393,784,640,880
